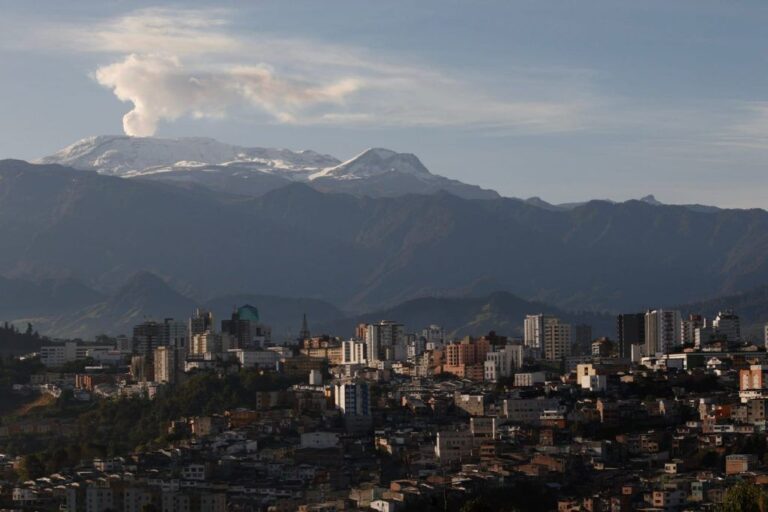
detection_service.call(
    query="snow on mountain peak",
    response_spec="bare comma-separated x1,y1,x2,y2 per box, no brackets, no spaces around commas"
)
38,135,340,177
309,147,430,181
36,136,499,200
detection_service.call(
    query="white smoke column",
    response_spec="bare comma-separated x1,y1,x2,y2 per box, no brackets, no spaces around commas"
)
95,54,361,136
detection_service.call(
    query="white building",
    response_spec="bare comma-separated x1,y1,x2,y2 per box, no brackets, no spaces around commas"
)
191,331,221,355
484,344,524,382
524,314,552,353
645,309,681,355
342,339,367,365
364,321,405,363
525,314,571,360
503,397,561,425
229,349,279,369
154,345,177,384
514,372,546,387
334,381,371,417
40,341,114,367
576,364,608,392
309,369,323,386
370,499,398,512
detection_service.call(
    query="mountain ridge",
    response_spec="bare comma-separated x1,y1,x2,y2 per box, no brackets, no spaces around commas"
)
1,159,767,313
38,135,500,200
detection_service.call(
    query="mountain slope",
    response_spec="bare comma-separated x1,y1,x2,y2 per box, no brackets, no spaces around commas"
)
1,160,768,313
0,276,103,319
308,147,499,199
26,273,347,339
35,272,197,338
676,285,768,340
317,291,614,339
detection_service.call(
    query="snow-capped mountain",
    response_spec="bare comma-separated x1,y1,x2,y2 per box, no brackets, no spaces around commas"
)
310,147,499,199
38,135,340,178
310,148,430,180
39,135,501,199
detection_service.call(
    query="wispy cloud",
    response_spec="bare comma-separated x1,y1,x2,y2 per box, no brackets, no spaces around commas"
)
716,102,768,150
26,7,590,136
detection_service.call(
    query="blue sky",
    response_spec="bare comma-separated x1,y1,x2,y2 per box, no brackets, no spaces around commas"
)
1,1,767,207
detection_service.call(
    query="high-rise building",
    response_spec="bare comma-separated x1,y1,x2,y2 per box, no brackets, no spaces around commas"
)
189,308,214,337
524,314,556,355
421,325,445,349
342,339,367,365
681,314,706,346
542,317,572,361
133,321,163,357
739,365,768,402
713,311,741,344
221,305,271,349
617,313,645,358
765,323,768,350
363,320,405,363
484,344,524,382
164,318,189,354
154,345,177,384
334,381,371,417
573,324,593,355
190,331,221,355
644,310,681,355
133,318,189,359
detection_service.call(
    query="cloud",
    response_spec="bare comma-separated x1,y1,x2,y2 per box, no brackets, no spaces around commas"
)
94,54,362,136
51,8,239,57
717,102,768,150
29,7,592,136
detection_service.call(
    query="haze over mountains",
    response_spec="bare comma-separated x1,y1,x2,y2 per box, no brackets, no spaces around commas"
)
14,271,613,340
0,135,765,339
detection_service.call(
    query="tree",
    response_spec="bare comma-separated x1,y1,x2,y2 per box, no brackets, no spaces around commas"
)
17,454,45,481
720,482,768,512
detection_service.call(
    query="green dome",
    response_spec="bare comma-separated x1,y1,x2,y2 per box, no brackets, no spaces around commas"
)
237,304,260,322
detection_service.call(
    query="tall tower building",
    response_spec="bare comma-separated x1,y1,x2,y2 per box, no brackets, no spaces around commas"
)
617,313,645,358
334,381,371,417
644,310,681,356
153,346,177,384
134,318,188,382
524,314,556,355
542,317,572,361
764,323,768,350
713,311,741,344
221,305,271,349
363,320,405,363
189,308,214,337
133,320,163,357
681,314,706,346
